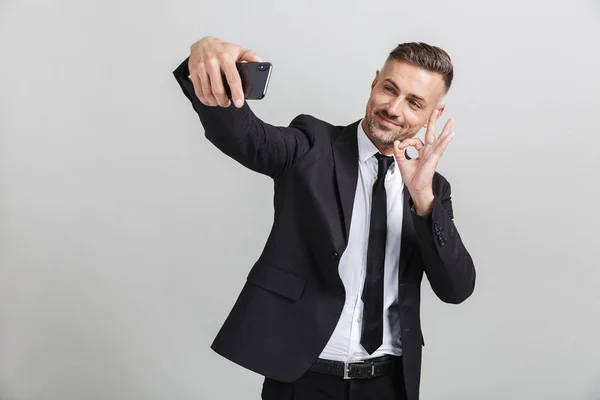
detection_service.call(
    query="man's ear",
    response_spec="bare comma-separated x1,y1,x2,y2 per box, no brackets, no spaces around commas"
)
371,70,380,90
436,105,445,120
423,105,445,128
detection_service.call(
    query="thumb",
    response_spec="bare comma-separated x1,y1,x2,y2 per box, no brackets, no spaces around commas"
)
239,48,262,62
393,140,407,164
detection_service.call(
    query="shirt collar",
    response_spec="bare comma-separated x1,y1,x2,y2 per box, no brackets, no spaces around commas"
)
357,119,379,163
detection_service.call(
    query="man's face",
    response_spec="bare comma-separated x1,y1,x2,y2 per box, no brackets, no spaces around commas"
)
364,60,447,148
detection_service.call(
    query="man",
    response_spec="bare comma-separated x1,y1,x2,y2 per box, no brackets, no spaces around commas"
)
173,36,476,400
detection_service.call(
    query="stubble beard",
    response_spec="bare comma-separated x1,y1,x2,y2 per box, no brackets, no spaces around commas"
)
366,111,407,147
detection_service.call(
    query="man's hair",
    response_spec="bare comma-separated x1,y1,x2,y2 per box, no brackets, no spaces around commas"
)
386,42,454,93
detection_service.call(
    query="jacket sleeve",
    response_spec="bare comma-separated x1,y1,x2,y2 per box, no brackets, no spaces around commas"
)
410,178,476,304
172,58,313,179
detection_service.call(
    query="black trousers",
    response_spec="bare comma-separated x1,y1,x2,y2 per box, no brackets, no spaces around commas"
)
261,357,407,400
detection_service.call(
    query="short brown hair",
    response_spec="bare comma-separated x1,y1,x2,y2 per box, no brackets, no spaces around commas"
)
386,42,454,93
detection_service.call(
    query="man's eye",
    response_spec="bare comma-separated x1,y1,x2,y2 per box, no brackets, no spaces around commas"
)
385,86,395,94
409,100,421,108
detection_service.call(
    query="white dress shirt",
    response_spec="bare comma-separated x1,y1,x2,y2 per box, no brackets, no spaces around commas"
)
318,120,405,362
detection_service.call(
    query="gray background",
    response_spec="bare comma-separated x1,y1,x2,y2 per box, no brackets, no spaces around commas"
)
1,0,599,399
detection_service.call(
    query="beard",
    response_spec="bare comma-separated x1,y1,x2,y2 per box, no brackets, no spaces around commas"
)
366,110,409,146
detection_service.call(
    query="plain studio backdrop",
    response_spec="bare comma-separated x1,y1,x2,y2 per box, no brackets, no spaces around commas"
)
1,0,599,399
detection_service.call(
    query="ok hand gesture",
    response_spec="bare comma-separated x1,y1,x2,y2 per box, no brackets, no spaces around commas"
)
393,109,455,215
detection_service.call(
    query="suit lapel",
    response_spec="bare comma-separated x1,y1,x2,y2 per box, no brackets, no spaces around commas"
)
331,120,360,243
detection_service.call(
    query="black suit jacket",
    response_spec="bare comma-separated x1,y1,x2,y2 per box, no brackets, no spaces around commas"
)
173,59,476,400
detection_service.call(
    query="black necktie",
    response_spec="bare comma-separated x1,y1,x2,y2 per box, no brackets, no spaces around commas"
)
360,153,394,355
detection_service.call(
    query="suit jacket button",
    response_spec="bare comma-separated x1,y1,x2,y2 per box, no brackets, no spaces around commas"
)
332,251,339,258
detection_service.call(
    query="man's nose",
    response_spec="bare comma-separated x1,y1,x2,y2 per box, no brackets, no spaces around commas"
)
385,99,403,121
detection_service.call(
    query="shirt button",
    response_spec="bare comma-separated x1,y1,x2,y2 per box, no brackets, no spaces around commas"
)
357,315,363,323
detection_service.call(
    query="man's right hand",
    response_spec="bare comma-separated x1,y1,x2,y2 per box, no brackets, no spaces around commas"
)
188,36,262,109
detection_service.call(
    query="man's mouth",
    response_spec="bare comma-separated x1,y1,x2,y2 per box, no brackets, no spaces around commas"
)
377,112,399,127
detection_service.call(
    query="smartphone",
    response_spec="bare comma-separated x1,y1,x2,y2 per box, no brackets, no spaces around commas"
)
225,62,273,100
187,61,273,100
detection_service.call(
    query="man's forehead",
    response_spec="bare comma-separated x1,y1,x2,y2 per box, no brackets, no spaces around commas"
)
381,60,445,98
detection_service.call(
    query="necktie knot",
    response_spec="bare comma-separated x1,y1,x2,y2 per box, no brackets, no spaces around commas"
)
375,154,394,179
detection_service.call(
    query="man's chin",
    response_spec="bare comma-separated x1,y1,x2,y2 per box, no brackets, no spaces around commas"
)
371,126,399,142
367,119,402,145
371,132,398,147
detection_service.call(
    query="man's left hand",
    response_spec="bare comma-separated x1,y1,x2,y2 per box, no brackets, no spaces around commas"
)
393,109,455,216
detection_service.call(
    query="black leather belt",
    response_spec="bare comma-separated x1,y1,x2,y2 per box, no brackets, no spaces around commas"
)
309,355,397,379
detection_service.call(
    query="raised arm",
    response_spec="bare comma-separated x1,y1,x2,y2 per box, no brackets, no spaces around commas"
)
394,110,476,304
173,37,313,178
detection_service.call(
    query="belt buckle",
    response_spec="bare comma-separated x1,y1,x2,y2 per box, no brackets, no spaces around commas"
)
343,360,364,380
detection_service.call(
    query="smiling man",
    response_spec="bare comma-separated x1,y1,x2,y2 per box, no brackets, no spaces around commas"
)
173,36,476,400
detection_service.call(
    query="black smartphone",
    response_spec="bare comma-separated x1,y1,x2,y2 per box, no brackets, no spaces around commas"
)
224,62,273,100
187,62,273,100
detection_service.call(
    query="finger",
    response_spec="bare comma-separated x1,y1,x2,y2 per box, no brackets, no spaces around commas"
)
239,48,262,62
431,125,454,151
423,131,455,168
398,138,425,150
437,118,454,142
189,68,207,105
431,131,456,159
413,138,425,151
412,138,425,158
393,140,407,163
424,109,438,145
206,58,230,107
198,63,218,107
221,55,245,108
